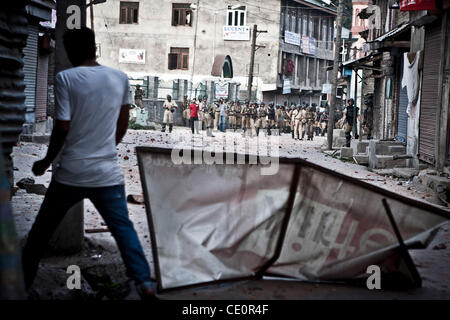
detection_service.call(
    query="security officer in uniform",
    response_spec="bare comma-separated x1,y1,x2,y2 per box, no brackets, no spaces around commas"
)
293,104,302,140
319,110,329,136
305,106,315,140
288,105,295,139
255,103,267,137
275,105,282,134
134,84,145,108
241,101,251,137
228,102,237,131
182,95,190,127
201,96,214,136
162,94,178,133
250,102,258,137
214,98,222,130
362,94,374,140
343,98,359,147
267,102,276,136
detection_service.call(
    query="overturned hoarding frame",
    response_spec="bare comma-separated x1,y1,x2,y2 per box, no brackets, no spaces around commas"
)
136,146,450,293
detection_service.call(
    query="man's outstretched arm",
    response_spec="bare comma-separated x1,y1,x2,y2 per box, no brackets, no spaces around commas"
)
116,104,131,145
32,120,70,176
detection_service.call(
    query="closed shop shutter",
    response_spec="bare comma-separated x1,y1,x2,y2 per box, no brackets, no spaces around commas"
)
23,24,39,123
397,56,408,144
419,23,441,164
35,52,48,121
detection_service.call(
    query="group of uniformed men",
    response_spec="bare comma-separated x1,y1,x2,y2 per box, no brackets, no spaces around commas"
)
180,96,330,140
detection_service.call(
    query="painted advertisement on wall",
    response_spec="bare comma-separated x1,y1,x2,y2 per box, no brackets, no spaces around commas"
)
119,49,146,64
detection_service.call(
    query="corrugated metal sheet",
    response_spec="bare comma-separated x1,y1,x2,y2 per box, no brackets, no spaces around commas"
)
419,23,441,164
23,24,38,122
35,52,48,120
0,5,29,185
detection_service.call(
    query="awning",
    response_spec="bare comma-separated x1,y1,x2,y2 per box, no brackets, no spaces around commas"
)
211,55,233,78
342,53,382,69
363,23,411,52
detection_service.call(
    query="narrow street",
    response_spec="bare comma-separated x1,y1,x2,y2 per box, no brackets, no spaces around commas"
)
11,127,450,299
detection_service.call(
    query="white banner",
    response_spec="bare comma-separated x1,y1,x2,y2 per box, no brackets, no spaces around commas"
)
284,31,301,46
223,26,250,41
322,83,332,94
215,83,229,98
283,79,291,94
119,48,146,64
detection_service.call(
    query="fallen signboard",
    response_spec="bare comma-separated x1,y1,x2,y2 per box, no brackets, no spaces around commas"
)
136,147,449,292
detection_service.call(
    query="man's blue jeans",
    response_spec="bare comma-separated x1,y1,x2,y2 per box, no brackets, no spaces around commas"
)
220,115,226,132
22,180,151,289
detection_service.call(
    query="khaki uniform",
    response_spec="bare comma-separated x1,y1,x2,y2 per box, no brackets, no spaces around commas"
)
235,106,242,129
213,104,220,130
201,102,212,129
255,107,267,134
305,111,315,139
163,100,177,124
134,88,145,108
275,109,283,129
293,109,302,139
228,105,237,129
241,105,251,130
162,99,177,132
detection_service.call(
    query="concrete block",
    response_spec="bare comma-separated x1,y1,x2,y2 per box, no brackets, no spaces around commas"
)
387,145,407,155
340,147,353,159
32,135,50,144
351,139,370,155
333,129,345,137
374,155,407,169
392,168,420,179
353,154,369,165
374,140,405,155
333,137,347,149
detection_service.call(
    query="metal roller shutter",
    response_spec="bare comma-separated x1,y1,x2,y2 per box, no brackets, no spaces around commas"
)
419,23,441,164
23,24,39,123
397,56,408,144
35,52,48,121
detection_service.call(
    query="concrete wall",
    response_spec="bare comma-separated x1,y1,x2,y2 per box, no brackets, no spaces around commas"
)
91,0,281,98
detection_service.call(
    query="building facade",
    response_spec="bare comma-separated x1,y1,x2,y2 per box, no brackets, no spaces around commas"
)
92,0,336,107
92,0,281,103
352,0,450,171
267,0,336,106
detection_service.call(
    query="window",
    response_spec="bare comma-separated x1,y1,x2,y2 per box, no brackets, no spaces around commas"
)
172,3,192,26
302,14,308,36
168,47,189,70
227,5,246,26
290,10,296,32
120,2,139,24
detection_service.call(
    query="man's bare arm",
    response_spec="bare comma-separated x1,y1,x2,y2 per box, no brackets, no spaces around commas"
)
116,104,131,145
32,120,70,176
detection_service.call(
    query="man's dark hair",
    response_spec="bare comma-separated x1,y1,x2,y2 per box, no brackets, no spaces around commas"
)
63,27,96,66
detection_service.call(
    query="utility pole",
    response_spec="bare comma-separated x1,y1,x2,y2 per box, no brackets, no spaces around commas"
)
47,0,87,255
189,0,200,99
89,1,94,30
247,25,267,100
327,0,344,150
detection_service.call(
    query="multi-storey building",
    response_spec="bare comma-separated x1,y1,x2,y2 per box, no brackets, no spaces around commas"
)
91,0,336,108
267,0,336,106
349,0,449,172
92,0,280,103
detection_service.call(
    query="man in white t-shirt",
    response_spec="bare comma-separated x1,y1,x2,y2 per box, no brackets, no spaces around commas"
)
22,27,156,300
